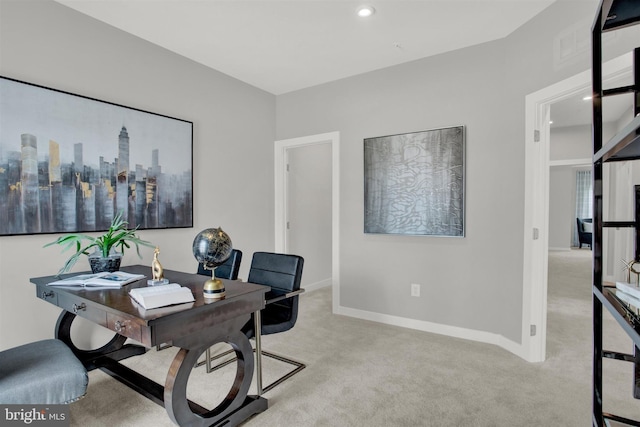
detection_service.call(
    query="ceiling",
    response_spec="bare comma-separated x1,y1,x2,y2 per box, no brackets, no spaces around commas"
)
54,0,556,95
550,74,635,129
53,0,629,128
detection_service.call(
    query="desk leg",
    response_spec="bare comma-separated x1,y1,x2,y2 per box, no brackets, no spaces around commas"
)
54,310,145,370
165,317,267,427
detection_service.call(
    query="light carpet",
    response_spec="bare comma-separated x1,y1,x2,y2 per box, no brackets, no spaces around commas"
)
70,249,639,426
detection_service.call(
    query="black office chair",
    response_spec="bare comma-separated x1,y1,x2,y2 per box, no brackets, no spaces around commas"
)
0,339,88,404
195,249,243,371
197,249,243,281
577,218,592,249
242,252,306,394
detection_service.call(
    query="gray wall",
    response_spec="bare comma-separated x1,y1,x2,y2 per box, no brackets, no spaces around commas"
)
548,165,592,250
276,0,640,344
549,167,576,250
550,125,592,161
0,0,275,349
287,143,333,288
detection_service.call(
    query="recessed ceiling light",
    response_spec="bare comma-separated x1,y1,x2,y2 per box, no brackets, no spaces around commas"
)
357,5,376,17
583,96,592,100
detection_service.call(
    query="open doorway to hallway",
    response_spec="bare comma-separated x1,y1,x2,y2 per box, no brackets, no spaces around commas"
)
274,132,340,300
286,142,332,289
523,52,634,362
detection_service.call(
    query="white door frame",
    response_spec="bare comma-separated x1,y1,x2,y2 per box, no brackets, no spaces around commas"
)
523,53,632,362
274,132,340,303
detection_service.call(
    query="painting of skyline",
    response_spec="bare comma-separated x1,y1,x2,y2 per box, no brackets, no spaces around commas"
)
0,76,193,236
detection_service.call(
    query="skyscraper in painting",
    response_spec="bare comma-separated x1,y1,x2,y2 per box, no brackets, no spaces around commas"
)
21,133,40,233
116,125,130,222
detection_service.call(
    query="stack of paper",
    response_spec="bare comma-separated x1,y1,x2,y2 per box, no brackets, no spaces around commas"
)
615,282,640,300
129,284,194,309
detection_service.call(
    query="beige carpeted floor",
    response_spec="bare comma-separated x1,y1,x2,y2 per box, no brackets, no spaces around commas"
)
70,249,639,426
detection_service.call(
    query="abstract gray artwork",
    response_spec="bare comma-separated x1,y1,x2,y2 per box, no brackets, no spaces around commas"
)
364,126,464,236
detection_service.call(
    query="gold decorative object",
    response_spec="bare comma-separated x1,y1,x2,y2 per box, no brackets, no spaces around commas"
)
622,259,640,284
203,270,226,300
148,247,170,286
152,247,163,280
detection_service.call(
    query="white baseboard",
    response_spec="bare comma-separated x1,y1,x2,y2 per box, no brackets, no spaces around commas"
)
303,278,332,293
548,247,571,251
334,304,525,360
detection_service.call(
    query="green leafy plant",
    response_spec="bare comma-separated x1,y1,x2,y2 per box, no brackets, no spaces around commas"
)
44,211,154,275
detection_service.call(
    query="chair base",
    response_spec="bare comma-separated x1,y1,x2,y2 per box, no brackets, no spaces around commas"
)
196,347,306,394
259,350,306,393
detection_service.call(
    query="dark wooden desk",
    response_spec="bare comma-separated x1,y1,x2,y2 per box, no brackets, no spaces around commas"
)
30,265,269,427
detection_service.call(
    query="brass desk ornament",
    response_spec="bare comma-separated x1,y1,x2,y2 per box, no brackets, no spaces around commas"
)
202,267,226,300
622,258,640,284
148,247,170,286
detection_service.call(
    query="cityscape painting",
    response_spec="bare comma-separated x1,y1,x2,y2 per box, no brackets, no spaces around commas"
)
0,76,193,236
364,126,465,237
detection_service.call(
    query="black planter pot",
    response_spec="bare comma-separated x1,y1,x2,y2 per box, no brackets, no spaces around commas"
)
89,255,122,273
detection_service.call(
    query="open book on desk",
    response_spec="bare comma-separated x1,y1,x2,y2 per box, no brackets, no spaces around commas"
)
129,284,195,309
47,271,145,288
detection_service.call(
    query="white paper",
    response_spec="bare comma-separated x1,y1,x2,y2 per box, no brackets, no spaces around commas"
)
615,281,640,300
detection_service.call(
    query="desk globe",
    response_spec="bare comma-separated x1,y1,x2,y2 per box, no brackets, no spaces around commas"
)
192,227,233,299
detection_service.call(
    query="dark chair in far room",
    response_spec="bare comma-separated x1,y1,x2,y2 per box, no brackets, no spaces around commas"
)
242,251,306,394
0,339,88,404
577,217,593,249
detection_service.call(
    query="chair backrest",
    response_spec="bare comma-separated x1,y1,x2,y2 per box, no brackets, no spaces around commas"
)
246,252,304,336
577,218,593,234
248,252,304,293
197,249,242,280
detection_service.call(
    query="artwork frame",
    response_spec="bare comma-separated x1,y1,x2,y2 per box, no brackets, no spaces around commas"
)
0,76,193,236
364,125,465,237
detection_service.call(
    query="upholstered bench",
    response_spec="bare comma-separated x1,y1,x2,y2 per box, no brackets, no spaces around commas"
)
0,339,88,404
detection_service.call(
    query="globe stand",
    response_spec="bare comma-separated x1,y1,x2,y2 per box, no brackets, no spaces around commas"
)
203,267,226,300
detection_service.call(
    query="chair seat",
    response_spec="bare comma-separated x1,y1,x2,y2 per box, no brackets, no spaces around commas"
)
243,301,296,338
0,339,88,404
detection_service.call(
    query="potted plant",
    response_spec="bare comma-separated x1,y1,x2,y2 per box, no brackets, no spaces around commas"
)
44,211,154,276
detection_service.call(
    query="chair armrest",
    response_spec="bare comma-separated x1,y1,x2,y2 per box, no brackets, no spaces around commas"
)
266,288,305,305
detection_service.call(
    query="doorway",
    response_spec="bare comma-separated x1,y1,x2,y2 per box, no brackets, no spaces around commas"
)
274,132,340,304
523,52,633,362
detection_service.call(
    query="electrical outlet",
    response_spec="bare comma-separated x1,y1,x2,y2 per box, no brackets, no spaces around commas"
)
411,283,421,297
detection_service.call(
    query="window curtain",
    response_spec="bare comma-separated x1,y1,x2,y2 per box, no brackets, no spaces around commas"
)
574,170,593,247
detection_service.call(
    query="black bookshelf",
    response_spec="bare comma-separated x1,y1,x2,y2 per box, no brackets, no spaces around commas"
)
592,1,640,425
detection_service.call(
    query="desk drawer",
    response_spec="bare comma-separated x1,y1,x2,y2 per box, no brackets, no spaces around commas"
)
106,313,143,343
58,293,107,326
